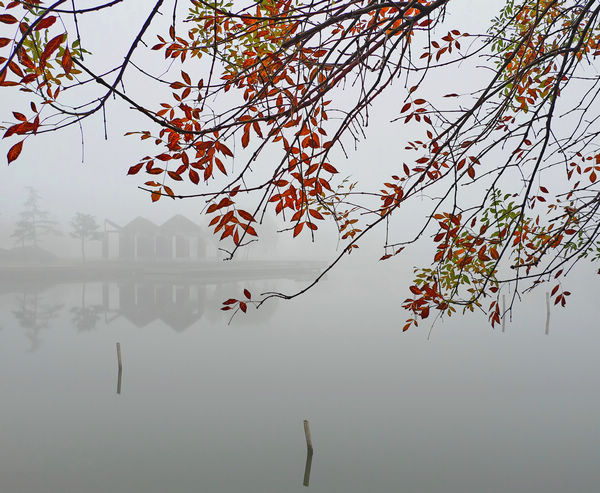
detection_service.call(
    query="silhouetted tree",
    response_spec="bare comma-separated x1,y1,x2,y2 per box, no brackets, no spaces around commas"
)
11,188,60,248
70,212,101,262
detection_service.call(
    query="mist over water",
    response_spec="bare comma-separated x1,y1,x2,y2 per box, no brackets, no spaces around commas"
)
0,250,598,492
1,1,599,491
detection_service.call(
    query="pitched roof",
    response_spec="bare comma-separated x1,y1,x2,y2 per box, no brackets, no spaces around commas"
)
121,217,158,234
159,214,202,234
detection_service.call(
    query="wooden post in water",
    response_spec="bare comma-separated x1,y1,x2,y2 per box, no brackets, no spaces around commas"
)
545,292,550,335
502,295,506,333
116,342,123,371
303,419,313,453
303,448,313,487
303,420,314,487
116,342,123,394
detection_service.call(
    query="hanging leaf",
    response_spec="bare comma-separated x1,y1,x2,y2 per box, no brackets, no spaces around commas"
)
61,47,73,74
7,140,23,164
34,16,57,31
40,33,65,66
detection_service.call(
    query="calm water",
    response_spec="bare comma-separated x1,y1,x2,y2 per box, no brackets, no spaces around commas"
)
0,261,598,493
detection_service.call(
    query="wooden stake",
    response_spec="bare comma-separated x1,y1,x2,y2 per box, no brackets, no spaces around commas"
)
116,342,122,371
545,292,550,335
303,419,313,453
502,295,506,333
116,342,123,395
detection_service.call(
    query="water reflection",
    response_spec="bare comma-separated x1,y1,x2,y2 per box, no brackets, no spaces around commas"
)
71,283,102,332
0,261,322,349
116,342,123,395
12,291,63,351
303,450,313,487
103,282,206,331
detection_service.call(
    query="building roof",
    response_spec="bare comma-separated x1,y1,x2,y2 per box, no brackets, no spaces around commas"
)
121,217,158,234
159,214,202,234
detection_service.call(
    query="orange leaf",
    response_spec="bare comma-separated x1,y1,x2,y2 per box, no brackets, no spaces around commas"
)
238,209,255,222
40,33,65,66
0,14,18,24
309,209,324,220
34,16,57,31
61,47,72,74
189,169,199,184
241,129,249,148
128,163,143,175
293,222,304,237
409,285,422,295
322,162,338,174
7,140,23,163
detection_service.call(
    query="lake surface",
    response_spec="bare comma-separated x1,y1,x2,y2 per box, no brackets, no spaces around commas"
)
0,261,598,493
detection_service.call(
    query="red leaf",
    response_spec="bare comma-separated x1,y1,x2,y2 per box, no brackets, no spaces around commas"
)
7,140,23,163
189,169,199,184
40,33,65,65
61,47,72,74
322,162,338,174
238,209,255,222
293,222,304,237
239,301,247,313
243,289,251,299
215,157,227,175
309,209,324,220
0,38,11,48
8,61,22,77
128,163,143,175
241,129,250,148
34,16,57,31
0,14,18,24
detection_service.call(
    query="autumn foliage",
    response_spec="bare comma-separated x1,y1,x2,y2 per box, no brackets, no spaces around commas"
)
2,0,600,329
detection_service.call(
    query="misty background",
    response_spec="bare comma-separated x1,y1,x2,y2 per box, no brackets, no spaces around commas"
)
0,1,599,492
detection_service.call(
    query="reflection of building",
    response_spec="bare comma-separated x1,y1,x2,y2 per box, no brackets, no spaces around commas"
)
103,282,206,332
102,215,207,261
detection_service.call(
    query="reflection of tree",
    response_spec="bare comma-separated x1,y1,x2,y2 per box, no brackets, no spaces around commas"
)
12,291,63,351
70,283,101,332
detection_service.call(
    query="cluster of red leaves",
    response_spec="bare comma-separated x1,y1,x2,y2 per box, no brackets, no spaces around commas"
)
222,288,253,314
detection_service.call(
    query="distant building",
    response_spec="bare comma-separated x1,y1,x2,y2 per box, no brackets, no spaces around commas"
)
102,215,207,261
